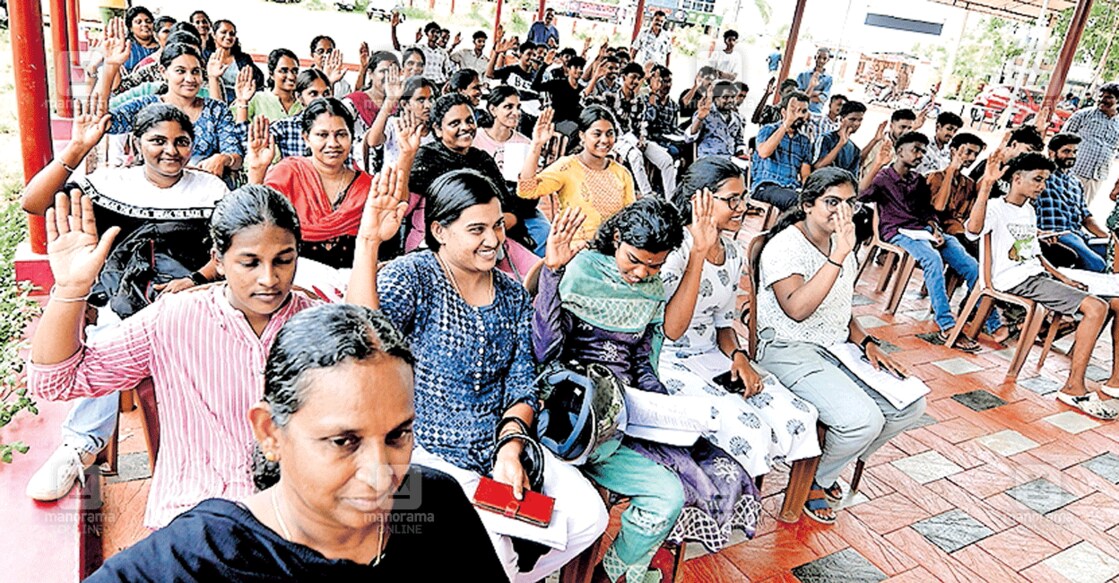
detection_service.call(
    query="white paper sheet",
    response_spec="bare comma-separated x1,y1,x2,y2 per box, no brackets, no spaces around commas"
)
1058,267,1119,297
897,228,938,242
622,389,719,446
826,343,929,409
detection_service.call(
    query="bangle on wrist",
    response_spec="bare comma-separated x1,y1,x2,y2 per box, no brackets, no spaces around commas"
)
189,271,209,286
731,348,749,360
826,256,843,268
49,285,91,304
56,158,77,173
494,416,531,444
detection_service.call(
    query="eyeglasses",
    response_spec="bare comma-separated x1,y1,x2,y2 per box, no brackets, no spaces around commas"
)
313,47,334,56
821,196,862,210
712,195,746,210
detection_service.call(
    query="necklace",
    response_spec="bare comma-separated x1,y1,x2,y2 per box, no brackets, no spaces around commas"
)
436,251,493,305
272,489,386,567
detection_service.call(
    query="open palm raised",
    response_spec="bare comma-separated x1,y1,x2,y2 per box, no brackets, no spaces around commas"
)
46,191,120,295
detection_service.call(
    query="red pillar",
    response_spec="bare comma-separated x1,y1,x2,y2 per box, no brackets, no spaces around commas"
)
493,0,504,38
67,0,81,66
537,0,546,22
631,0,646,42
1040,0,1094,130
10,0,54,253
774,0,808,104
49,0,74,117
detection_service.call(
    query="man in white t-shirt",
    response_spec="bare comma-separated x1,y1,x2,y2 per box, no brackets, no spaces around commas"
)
966,150,1119,420
708,30,743,81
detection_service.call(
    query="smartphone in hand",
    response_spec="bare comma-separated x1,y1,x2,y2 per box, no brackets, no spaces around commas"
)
712,371,747,394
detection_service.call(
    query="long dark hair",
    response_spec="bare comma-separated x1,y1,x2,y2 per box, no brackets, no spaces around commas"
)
295,69,330,97
424,169,504,251
589,198,684,256
671,158,744,224
210,185,302,257
483,85,519,130
267,48,299,90
299,97,355,136
766,167,858,241
125,6,154,43
132,103,194,141
429,92,475,133
211,19,246,57
253,304,413,490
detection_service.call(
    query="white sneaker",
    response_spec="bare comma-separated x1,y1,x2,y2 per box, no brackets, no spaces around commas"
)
1101,384,1119,399
25,442,96,501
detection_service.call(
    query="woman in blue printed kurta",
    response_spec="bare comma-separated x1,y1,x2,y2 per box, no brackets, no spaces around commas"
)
368,169,606,582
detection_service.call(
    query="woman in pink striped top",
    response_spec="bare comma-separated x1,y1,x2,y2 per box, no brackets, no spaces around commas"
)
27,173,408,528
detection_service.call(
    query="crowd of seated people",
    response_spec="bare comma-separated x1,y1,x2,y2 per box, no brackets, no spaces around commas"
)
20,5,1119,581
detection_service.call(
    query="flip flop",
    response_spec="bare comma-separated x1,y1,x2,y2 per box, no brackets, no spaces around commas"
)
803,486,837,525
1056,391,1118,420
822,481,844,505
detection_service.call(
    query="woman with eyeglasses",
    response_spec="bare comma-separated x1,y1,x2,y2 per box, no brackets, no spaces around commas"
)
755,168,925,525
659,160,820,517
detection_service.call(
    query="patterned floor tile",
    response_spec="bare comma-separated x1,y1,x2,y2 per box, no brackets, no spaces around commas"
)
975,429,1040,457
901,309,934,322
1017,375,1062,396
1086,364,1110,383
1005,478,1079,515
104,452,152,484
877,339,903,355
990,347,1016,362
852,294,875,307
909,509,993,553
1080,452,1119,484
856,315,889,329
951,389,1008,412
791,548,887,583
1042,411,1101,434
932,358,987,376
848,493,931,535
1041,541,1119,583
976,525,1061,571
890,451,964,484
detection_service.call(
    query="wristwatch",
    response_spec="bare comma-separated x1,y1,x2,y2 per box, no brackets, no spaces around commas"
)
860,335,880,351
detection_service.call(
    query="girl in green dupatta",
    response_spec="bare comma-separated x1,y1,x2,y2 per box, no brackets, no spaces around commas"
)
533,199,761,583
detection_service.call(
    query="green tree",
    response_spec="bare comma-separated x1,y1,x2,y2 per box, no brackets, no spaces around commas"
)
950,16,1025,101
1047,2,1119,87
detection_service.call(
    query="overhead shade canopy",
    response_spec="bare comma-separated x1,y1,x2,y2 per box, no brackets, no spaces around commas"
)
927,0,1077,22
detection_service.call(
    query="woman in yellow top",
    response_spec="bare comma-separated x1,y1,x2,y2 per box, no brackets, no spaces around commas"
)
518,105,636,244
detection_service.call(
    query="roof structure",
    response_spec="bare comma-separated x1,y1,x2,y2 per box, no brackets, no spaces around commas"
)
927,0,1076,22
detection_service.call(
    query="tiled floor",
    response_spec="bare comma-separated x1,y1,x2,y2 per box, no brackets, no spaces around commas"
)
93,219,1119,582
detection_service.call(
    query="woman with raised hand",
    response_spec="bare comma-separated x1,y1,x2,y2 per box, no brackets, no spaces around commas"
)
121,6,158,73
25,173,406,528
347,169,608,582
659,158,820,490
206,18,265,102
533,199,761,582
518,105,635,245
98,32,243,180
231,48,303,124
474,86,551,257
756,167,926,524
365,75,437,173
83,303,507,580
342,51,401,149
20,102,231,503
247,97,420,268
253,69,334,162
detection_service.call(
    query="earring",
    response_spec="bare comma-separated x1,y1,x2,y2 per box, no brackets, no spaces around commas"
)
264,450,278,463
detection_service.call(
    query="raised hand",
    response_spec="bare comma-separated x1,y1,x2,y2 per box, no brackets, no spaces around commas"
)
875,138,894,167
531,107,555,147
688,188,719,255
234,66,256,105
102,17,131,67
696,91,713,119
323,50,346,84
874,119,887,142
838,122,853,143
391,10,401,28
414,27,424,43
384,65,404,101
207,47,230,79
46,191,120,296
497,37,518,54
829,197,857,261
396,109,423,157
245,115,274,172
70,97,112,152
544,207,587,270
452,32,462,50
982,133,1011,184
357,165,409,246
582,36,592,54
764,77,776,94
359,42,370,69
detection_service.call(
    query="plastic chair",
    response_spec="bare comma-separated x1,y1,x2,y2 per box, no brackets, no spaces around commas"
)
100,379,160,476
945,232,1062,380
855,203,910,304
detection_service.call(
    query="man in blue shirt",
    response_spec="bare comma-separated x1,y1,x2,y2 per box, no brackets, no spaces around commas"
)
813,100,866,179
797,48,833,116
685,81,746,160
1038,132,1111,271
527,8,560,47
750,91,813,210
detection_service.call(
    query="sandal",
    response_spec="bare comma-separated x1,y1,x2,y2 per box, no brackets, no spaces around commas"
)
1056,391,1118,420
952,335,982,354
822,482,844,505
803,486,837,525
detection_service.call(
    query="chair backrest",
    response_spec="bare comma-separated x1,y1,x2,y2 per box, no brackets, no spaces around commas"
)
745,233,768,360
866,202,885,246
979,231,994,291
1112,233,1119,274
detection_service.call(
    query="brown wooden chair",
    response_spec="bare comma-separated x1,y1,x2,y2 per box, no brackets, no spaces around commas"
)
743,234,862,523
99,379,160,476
945,232,1063,380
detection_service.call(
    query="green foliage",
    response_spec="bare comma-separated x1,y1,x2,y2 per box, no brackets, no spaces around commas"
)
1048,2,1119,85
304,0,330,11
0,188,42,464
399,6,433,20
951,16,1025,102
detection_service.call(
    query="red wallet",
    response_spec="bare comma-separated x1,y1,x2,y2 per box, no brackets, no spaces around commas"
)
472,476,555,527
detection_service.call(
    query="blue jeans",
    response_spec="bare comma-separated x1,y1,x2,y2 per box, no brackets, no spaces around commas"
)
523,211,551,257
59,309,121,455
1057,233,1107,273
890,233,1003,333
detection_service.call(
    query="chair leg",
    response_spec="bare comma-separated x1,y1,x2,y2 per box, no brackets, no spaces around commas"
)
1007,306,1045,381
779,456,821,523
886,255,915,314
671,541,688,583
856,247,877,283
877,252,897,293
963,296,992,340
850,460,867,495
98,412,120,477
946,288,983,347
559,535,601,583
1037,312,1062,369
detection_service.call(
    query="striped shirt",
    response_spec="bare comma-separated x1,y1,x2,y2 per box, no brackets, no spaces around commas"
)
27,285,319,529
1065,107,1119,180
